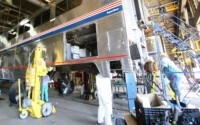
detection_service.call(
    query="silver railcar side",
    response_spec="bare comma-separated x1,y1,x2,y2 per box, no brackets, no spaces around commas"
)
0,0,147,80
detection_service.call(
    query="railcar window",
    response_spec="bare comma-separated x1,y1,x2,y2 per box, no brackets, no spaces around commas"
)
34,15,42,27
65,23,97,60
24,25,30,32
42,10,50,24
56,0,82,17
7,29,17,40
19,26,24,35
34,10,50,28
18,22,30,35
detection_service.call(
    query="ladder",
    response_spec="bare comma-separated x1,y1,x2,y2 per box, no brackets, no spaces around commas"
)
149,6,200,100
149,6,200,64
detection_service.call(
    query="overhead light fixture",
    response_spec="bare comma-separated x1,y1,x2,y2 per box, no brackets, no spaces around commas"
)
20,19,30,26
24,23,32,27
12,32,16,35
8,29,14,33
9,31,16,35
50,18,55,22
45,0,51,3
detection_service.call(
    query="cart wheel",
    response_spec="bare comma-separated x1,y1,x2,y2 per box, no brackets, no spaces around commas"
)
41,102,53,117
94,91,98,99
19,110,28,119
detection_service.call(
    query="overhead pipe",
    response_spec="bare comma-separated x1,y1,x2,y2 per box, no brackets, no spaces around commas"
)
26,0,46,7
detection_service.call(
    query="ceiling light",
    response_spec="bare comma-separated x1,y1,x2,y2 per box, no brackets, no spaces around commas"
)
50,18,55,22
45,0,51,3
20,19,30,26
24,23,32,27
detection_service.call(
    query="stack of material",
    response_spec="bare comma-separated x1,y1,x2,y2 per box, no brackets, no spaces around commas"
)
79,48,86,57
71,46,87,59
71,46,80,59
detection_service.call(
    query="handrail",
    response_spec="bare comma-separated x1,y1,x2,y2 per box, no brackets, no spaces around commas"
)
160,26,200,59
150,6,200,62
157,28,200,63
149,5,200,102
149,6,199,32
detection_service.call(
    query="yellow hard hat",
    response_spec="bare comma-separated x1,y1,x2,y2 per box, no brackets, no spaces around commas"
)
161,53,167,57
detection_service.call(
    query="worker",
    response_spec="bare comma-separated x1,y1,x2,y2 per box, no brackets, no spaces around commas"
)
79,77,85,99
54,79,59,89
161,53,186,103
110,70,118,119
96,74,113,125
110,70,117,79
41,74,50,102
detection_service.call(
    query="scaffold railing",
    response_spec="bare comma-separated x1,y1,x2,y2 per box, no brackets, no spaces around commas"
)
149,6,200,101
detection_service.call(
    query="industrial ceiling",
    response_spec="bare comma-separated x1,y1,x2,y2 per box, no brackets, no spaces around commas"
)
0,0,199,54
0,0,81,34
0,0,179,35
0,0,43,34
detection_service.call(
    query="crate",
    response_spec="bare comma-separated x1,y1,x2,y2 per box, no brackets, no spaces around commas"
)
135,99,200,125
169,100,199,117
182,108,199,114
135,99,171,125
178,109,200,125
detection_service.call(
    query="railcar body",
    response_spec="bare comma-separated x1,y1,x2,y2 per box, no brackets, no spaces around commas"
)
0,0,147,80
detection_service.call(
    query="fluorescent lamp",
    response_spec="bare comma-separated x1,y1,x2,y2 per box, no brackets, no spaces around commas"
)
50,18,55,22
20,19,30,26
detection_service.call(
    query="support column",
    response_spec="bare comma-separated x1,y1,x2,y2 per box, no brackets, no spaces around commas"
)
125,73,137,112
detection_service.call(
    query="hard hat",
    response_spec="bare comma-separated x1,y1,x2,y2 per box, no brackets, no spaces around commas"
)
161,53,167,57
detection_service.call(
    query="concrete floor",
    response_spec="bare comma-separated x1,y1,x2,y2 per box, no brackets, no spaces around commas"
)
0,82,199,125
0,86,128,125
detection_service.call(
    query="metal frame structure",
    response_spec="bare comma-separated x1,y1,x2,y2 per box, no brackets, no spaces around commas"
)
149,6,200,100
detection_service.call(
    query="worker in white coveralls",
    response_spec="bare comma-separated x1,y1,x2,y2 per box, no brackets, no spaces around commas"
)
110,70,118,119
41,74,50,102
96,74,113,125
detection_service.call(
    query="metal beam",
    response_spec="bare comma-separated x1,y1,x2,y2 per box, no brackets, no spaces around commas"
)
0,1,33,15
0,11,24,20
0,19,14,26
147,5,178,17
175,0,184,37
0,22,13,28
0,26,11,34
187,0,196,17
0,25,11,29
194,3,200,25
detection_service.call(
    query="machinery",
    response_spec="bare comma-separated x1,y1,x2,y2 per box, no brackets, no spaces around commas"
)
18,48,56,119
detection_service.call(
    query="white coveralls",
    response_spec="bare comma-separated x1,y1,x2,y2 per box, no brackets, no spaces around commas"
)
96,74,112,125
